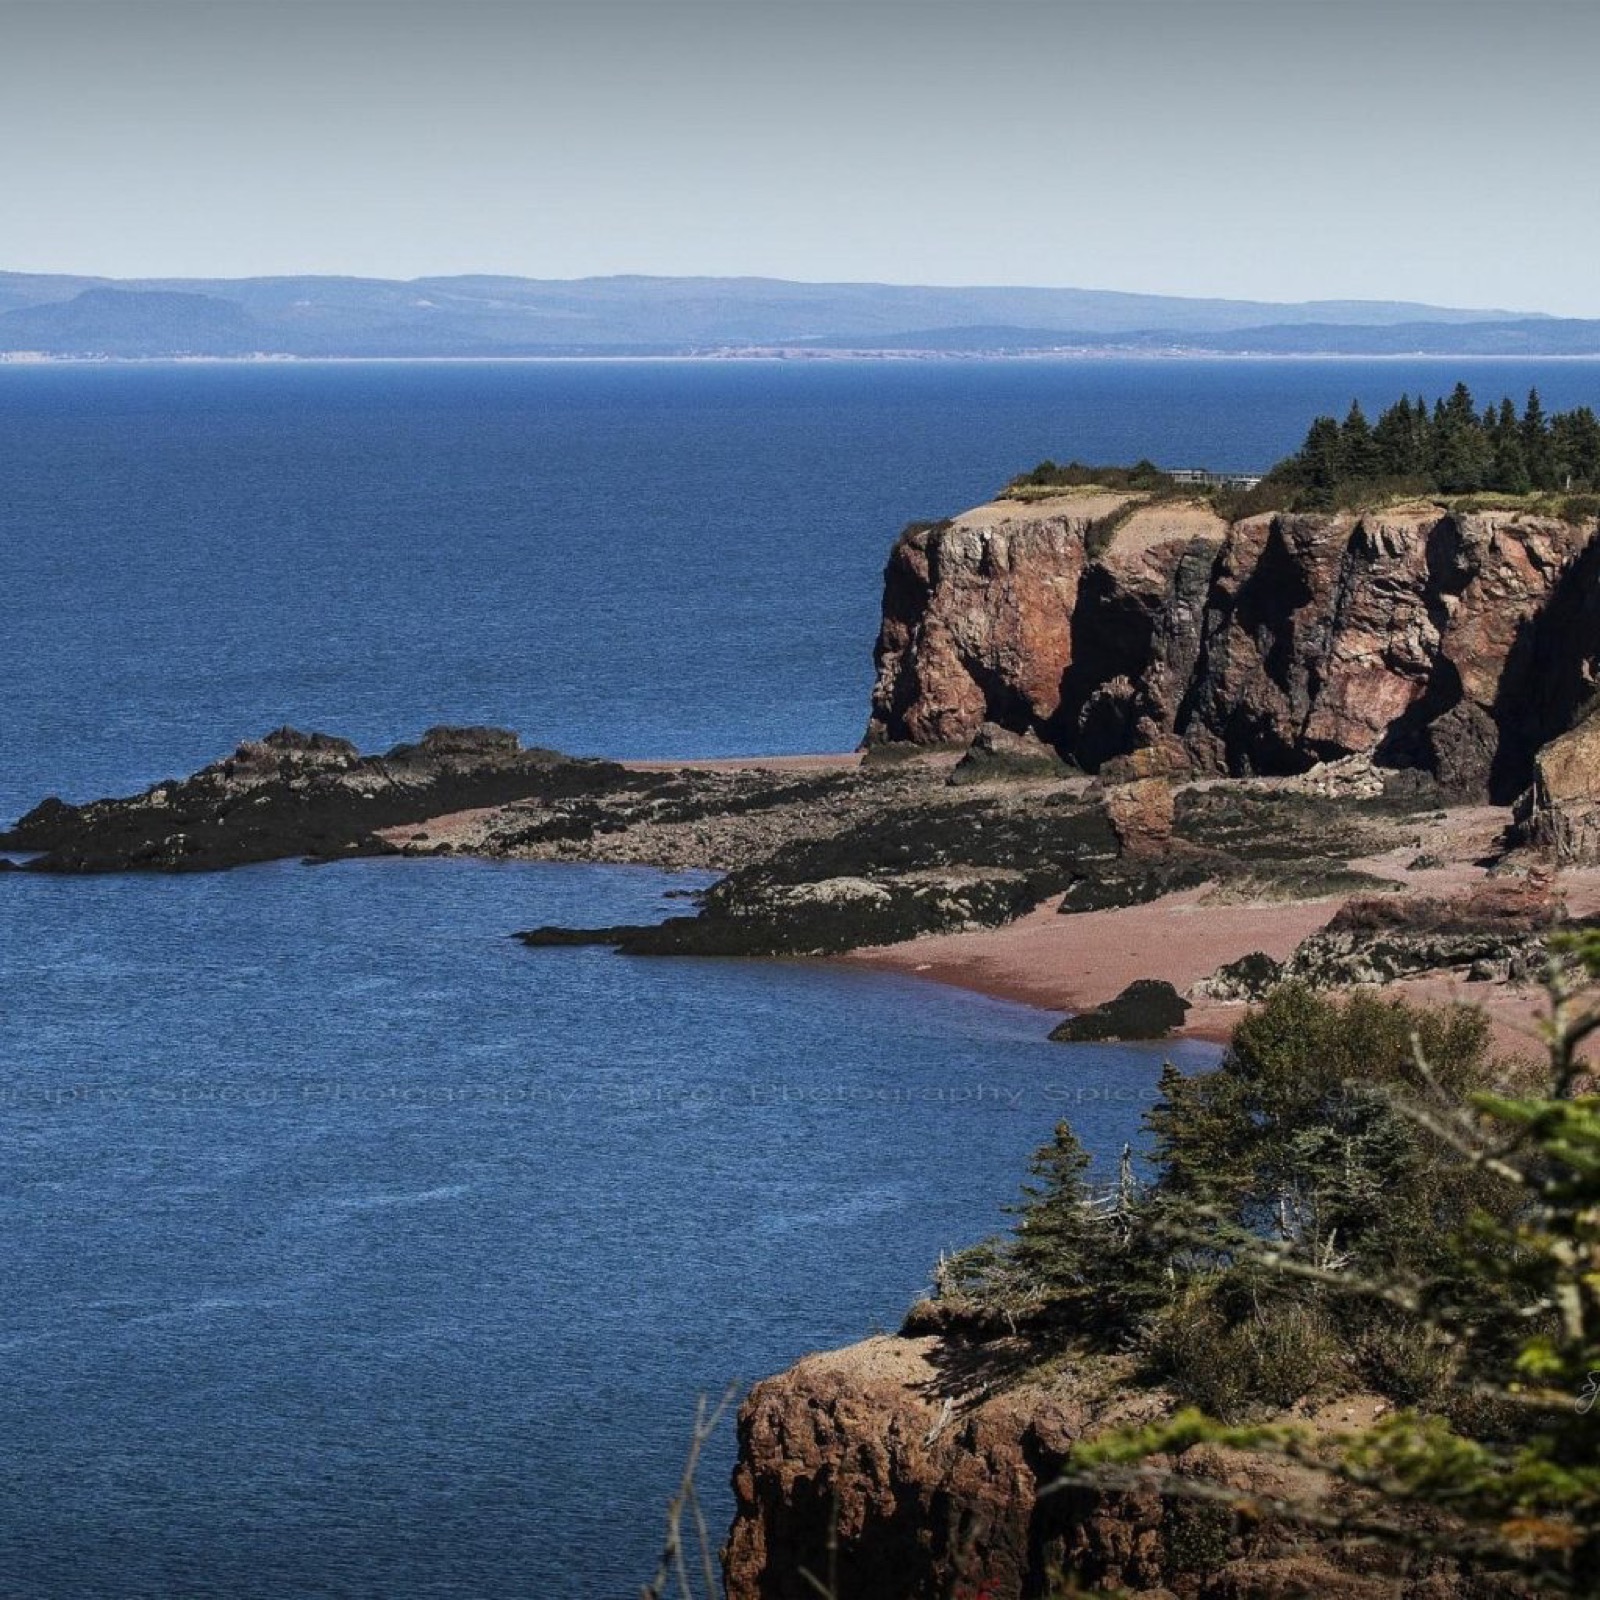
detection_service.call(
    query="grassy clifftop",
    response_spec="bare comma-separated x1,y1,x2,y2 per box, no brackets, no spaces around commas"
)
1003,382,1600,523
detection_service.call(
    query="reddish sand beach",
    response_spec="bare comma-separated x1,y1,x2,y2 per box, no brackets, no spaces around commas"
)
843,804,1600,1062
389,753,1590,1063
841,886,1337,1031
841,884,1562,1060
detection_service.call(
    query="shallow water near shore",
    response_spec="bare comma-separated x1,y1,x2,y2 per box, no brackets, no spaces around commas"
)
5,357,1600,1596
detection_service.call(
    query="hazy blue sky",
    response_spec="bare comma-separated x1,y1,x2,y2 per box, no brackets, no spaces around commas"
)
5,0,1596,312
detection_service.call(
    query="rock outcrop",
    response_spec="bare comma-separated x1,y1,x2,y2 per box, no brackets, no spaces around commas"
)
725,1335,1485,1600
868,494,1600,801
870,500,1119,745
0,725,617,872
1048,977,1189,1041
1518,705,1600,861
1100,777,1176,857
1192,880,1566,1000
519,779,1428,957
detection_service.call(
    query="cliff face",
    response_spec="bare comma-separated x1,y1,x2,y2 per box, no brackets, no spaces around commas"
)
868,495,1600,801
870,499,1110,745
725,1335,1477,1600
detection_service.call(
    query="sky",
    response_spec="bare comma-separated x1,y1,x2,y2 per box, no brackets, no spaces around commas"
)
4,0,1597,313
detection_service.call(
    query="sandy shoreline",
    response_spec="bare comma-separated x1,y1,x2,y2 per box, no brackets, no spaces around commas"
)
837,802,1591,1062
389,749,1581,1063
837,886,1559,1059
620,751,865,773
838,886,1336,1033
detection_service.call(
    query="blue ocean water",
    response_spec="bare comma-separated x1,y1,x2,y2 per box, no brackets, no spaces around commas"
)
3,358,1600,1598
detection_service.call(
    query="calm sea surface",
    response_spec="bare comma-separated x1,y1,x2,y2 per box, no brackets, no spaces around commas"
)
3,358,1598,1597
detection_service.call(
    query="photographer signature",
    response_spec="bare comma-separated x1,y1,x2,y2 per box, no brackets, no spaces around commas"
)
1578,1372,1600,1415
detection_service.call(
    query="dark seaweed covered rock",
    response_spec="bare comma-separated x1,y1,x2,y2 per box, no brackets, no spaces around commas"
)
1048,979,1189,1042
1192,950,1284,1002
949,722,1072,785
519,872,1041,958
519,787,1127,956
0,726,628,873
1056,859,1214,913
515,764,1435,960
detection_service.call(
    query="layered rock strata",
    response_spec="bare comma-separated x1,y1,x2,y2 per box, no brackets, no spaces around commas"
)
868,494,1600,801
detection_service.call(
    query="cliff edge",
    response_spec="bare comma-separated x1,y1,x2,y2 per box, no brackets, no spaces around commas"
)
867,492,1600,804
725,1334,1468,1600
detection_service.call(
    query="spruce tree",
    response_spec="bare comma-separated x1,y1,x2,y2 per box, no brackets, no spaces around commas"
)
1491,398,1532,493
1338,400,1381,481
1373,397,1426,477
1432,383,1493,492
1523,387,1555,488
1007,1121,1105,1307
1297,415,1344,506
1553,405,1600,488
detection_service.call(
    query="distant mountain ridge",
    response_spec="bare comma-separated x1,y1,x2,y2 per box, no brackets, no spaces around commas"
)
0,272,1593,358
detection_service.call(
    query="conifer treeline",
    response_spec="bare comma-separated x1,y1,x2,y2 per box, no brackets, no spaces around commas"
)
1272,382,1600,506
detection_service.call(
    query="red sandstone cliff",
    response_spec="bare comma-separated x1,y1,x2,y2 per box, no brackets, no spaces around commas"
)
867,492,1600,802
725,1334,1506,1600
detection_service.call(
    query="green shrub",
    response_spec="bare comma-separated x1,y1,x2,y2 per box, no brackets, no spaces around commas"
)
1007,458,1175,493
943,983,1513,1414
1069,933,1600,1592
1353,1311,1457,1409
1150,1287,1345,1420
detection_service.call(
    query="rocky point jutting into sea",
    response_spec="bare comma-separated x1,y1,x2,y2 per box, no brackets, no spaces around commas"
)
11,480,1600,1596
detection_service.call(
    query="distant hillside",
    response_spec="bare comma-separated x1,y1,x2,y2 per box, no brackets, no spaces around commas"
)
0,288,262,357
821,320,1600,357
0,272,1592,358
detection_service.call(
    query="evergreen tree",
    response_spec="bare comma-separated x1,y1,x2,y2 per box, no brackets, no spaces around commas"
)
1372,396,1427,477
1552,405,1600,488
1523,387,1555,488
1443,380,1479,432
1144,984,1500,1280
1491,432,1533,495
1293,415,1344,507
1337,400,1381,481
1490,398,1532,493
1006,1121,1106,1308
1431,382,1494,492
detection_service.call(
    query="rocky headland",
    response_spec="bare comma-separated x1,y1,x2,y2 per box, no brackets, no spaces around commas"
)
724,1336,1479,1600
13,490,1596,1044
726,487,1600,1600
11,485,1600,1043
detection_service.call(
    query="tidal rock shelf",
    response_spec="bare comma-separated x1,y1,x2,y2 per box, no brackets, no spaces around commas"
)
0,726,635,873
